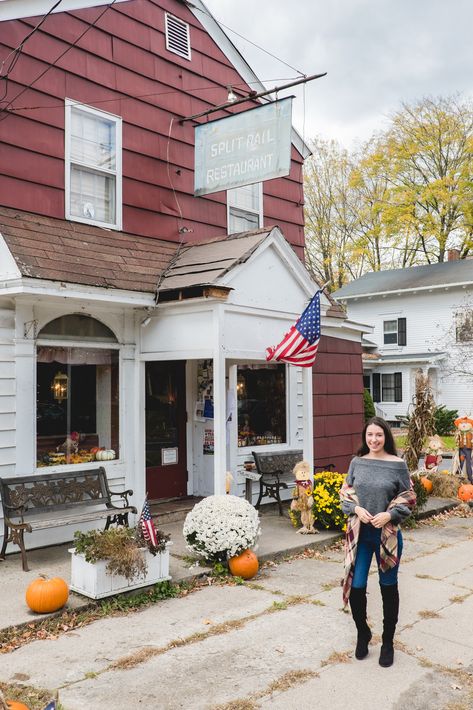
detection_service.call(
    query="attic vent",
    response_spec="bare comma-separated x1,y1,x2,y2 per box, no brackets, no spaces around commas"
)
165,13,191,60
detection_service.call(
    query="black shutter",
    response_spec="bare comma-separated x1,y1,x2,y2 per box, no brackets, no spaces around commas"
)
394,372,402,402
372,373,381,402
398,318,407,346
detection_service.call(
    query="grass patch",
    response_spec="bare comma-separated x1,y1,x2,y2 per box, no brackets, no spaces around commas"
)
450,594,470,604
320,650,352,667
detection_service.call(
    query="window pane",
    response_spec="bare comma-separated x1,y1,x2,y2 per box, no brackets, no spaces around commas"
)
382,373,395,402
70,166,116,223
228,183,259,212
36,347,119,467
456,310,473,342
71,108,116,170
228,207,259,234
237,364,286,447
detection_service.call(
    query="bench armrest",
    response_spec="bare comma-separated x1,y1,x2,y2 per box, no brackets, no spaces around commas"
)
109,488,134,507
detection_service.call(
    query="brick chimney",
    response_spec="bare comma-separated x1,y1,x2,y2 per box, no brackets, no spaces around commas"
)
448,248,460,261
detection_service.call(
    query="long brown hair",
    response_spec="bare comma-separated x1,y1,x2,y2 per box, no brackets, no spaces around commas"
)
357,416,398,456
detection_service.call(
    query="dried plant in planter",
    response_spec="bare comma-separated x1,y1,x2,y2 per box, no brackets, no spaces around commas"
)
404,373,436,471
73,526,169,582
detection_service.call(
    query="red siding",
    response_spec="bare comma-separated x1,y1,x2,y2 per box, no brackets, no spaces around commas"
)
312,336,364,474
0,0,305,248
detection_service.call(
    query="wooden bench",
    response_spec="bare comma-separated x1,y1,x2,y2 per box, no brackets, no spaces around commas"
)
250,450,303,516
0,467,137,571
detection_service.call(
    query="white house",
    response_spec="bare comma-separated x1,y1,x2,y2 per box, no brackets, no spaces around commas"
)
334,253,473,423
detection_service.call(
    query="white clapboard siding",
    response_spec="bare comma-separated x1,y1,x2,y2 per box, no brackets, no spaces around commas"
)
0,305,15,475
342,284,473,418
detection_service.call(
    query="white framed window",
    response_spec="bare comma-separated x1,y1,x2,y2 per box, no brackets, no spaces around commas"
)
227,183,263,234
65,99,122,230
455,309,473,343
383,317,406,346
165,13,191,60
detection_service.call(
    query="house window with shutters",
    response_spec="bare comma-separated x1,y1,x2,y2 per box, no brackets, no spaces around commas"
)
372,372,402,403
165,13,191,60
65,100,122,230
383,318,406,346
455,310,473,342
227,183,263,234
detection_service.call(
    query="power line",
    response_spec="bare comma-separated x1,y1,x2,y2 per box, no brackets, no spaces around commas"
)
0,0,117,121
188,3,306,78
4,76,301,115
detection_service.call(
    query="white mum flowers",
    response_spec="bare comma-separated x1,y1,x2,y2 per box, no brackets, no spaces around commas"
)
183,494,261,562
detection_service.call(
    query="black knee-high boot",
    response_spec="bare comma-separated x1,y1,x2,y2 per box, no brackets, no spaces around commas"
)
379,583,399,667
349,586,372,660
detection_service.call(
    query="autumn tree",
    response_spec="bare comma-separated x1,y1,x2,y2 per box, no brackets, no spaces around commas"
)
361,95,473,263
304,138,363,290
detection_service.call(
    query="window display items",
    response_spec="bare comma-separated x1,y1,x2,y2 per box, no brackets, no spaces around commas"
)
237,364,286,447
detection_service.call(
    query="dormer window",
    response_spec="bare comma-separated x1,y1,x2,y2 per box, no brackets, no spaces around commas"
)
65,100,122,230
165,13,191,60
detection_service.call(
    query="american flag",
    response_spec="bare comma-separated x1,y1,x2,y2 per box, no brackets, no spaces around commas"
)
266,290,321,367
139,497,158,548
42,702,56,710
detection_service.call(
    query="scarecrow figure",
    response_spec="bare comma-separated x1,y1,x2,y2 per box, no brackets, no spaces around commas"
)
454,416,473,483
291,460,318,534
424,435,443,473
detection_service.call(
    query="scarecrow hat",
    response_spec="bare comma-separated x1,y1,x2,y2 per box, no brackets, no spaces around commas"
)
454,416,473,428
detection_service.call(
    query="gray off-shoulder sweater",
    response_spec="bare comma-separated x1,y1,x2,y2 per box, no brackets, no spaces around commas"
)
341,457,412,525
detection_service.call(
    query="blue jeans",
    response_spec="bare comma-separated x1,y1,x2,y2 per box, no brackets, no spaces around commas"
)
352,523,403,588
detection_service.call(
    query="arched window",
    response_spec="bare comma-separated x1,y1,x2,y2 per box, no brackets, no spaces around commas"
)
36,315,119,468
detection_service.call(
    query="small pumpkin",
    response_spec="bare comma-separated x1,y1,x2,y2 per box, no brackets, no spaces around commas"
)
96,449,115,461
6,701,31,710
420,476,433,494
228,549,259,580
25,576,69,613
458,483,473,502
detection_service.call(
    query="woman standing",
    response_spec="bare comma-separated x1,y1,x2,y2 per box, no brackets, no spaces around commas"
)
340,416,416,667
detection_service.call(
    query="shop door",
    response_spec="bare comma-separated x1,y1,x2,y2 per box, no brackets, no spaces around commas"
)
145,361,187,500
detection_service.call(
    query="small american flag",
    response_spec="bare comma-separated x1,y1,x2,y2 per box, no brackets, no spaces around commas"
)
42,702,56,710
266,290,321,367
139,497,158,548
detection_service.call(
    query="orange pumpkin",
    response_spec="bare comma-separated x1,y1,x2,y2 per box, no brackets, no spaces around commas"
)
420,476,433,494
25,576,69,613
458,484,473,502
228,549,259,580
6,702,30,710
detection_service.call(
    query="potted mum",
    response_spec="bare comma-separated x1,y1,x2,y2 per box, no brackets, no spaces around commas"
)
69,523,171,599
183,495,260,572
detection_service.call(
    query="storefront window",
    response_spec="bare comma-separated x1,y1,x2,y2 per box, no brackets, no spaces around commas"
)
36,318,119,467
237,364,286,447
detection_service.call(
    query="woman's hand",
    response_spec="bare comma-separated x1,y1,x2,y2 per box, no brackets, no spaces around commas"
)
354,505,373,523
371,511,391,528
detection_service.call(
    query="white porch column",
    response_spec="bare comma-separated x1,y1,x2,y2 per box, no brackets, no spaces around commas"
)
213,306,226,495
15,302,36,474
302,367,313,466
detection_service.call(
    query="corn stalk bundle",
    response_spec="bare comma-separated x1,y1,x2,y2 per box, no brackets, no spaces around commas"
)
403,373,436,471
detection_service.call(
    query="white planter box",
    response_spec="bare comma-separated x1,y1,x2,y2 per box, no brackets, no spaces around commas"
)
69,543,172,599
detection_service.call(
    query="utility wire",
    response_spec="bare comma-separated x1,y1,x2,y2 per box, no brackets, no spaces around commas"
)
188,3,306,78
0,0,117,121
6,76,301,114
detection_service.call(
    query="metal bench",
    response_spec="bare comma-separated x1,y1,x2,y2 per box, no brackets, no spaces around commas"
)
251,450,304,516
0,467,137,571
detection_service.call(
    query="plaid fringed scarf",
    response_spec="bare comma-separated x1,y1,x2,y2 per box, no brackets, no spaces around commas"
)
339,482,417,607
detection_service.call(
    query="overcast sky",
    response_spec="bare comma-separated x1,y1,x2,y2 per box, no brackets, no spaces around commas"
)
204,0,473,149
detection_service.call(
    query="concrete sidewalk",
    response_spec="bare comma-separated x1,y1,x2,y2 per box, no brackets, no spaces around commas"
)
0,496,458,633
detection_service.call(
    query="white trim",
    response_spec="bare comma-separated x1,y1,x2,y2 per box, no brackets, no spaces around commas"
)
0,0,128,22
65,98,122,231
337,279,473,301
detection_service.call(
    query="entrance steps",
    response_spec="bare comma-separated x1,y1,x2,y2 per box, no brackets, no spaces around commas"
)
149,496,203,525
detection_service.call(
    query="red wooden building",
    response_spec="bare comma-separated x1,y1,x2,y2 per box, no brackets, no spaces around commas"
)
0,0,365,541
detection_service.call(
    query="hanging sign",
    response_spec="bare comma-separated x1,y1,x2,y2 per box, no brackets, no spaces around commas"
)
194,98,293,196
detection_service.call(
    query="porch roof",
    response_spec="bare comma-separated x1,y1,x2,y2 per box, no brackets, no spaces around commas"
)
0,207,177,293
